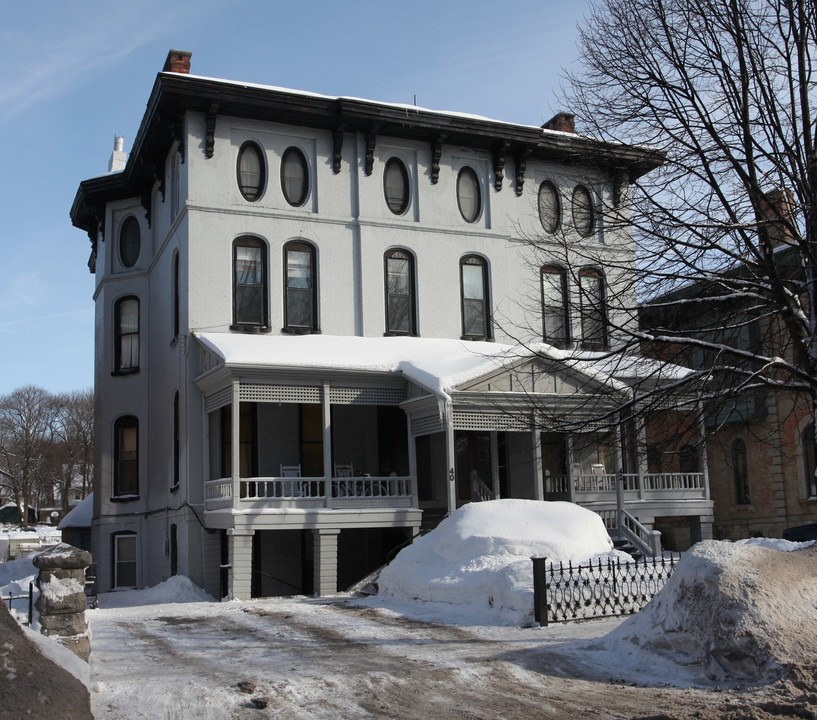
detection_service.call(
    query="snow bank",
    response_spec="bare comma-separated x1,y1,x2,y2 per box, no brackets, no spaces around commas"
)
377,499,625,625
603,540,817,684
97,575,215,608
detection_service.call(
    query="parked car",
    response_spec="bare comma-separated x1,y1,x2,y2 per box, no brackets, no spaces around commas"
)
782,523,817,542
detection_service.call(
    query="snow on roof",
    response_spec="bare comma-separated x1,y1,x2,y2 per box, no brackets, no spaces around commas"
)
195,333,529,399
167,72,548,133
57,493,93,529
375,499,625,625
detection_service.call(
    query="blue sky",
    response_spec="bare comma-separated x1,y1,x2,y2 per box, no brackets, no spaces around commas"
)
0,0,590,397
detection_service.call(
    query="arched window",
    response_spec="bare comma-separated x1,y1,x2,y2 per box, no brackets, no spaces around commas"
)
457,167,481,223
384,249,416,335
803,424,816,498
460,255,491,340
384,158,410,214
237,142,265,201
172,252,180,340
114,296,139,373
114,415,139,497
541,265,569,345
281,147,309,207
232,237,267,330
119,216,141,268
284,241,317,331
572,185,595,237
732,438,750,505
579,268,607,348
538,182,561,234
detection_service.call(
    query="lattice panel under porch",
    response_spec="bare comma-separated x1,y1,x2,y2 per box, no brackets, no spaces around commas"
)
239,384,321,404
329,386,406,405
453,412,531,431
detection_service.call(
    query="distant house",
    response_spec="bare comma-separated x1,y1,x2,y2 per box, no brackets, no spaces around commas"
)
58,493,93,553
70,50,714,598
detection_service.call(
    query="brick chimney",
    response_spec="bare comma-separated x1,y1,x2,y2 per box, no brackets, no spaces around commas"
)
542,112,575,134
163,50,192,74
758,188,795,248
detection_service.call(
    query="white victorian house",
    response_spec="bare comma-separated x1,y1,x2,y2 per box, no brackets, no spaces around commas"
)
71,50,713,598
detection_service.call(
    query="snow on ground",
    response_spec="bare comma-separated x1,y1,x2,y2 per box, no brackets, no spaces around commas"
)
376,499,630,625
3,502,817,718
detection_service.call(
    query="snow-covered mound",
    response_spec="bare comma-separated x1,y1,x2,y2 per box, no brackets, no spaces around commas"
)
377,499,625,625
604,540,817,684
98,575,215,608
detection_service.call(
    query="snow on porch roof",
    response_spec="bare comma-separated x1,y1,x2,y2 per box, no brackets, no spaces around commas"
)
193,333,643,400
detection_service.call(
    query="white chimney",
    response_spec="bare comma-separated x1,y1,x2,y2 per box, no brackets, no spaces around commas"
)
108,136,128,173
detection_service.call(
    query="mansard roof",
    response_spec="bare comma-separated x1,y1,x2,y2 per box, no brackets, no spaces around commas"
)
70,69,664,235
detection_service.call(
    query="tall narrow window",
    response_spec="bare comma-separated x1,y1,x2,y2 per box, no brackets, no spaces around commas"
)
114,296,139,373
384,249,416,335
233,237,267,330
172,392,180,491
541,265,569,345
457,167,481,223
460,255,490,340
113,533,137,588
572,185,595,237
732,438,750,505
281,147,309,206
538,182,560,234
384,158,410,214
803,425,816,498
237,142,265,201
284,241,317,331
119,216,141,268
579,268,607,348
172,252,180,340
171,151,181,218
114,415,139,497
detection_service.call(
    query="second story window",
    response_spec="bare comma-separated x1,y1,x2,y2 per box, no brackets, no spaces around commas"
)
457,167,481,223
541,265,569,345
384,158,410,215
114,296,139,373
237,142,265,201
114,415,139,497
172,252,180,340
572,185,595,237
384,249,416,335
284,241,317,332
233,238,267,330
538,182,561,234
579,268,607,348
460,255,490,340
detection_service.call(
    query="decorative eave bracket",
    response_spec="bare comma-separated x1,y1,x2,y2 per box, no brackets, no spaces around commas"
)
493,142,510,191
205,104,218,159
515,148,533,197
613,169,629,208
430,134,447,184
332,128,344,174
364,131,377,176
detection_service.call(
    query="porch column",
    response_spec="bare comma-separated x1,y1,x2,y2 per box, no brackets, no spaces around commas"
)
697,401,711,500
322,383,332,500
531,418,544,501
231,380,241,511
445,401,456,515
407,417,419,505
635,412,647,500
228,529,253,600
490,431,500,499
613,423,624,529
566,436,575,503
313,528,340,596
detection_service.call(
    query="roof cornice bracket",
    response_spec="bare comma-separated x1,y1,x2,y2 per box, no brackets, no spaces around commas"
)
493,142,510,192
205,104,218,159
515,148,532,197
332,129,343,174
613,169,629,208
172,120,185,164
431,134,447,184
364,131,376,176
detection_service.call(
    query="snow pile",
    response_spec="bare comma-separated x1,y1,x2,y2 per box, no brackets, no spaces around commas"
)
604,540,817,684
98,575,215,608
377,499,625,625
40,573,83,601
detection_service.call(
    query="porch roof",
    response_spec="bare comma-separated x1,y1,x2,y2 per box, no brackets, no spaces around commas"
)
193,333,656,401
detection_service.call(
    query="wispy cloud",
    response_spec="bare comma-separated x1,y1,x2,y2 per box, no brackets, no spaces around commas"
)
0,0,224,124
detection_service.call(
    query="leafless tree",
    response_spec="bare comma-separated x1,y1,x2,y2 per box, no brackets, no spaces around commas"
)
51,389,94,514
523,0,817,444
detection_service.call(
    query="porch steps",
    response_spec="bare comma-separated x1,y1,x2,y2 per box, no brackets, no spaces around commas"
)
347,565,383,596
612,537,643,561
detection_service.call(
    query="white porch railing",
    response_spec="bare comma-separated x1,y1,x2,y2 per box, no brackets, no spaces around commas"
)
204,475,414,511
546,472,707,501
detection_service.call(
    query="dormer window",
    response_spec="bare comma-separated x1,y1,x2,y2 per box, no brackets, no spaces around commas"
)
237,142,265,201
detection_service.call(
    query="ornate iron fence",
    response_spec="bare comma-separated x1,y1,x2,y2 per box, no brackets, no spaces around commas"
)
531,555,679,626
